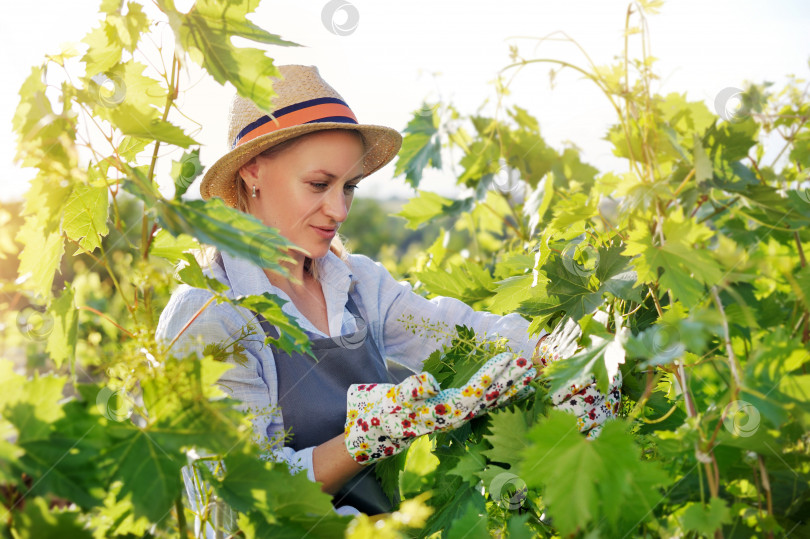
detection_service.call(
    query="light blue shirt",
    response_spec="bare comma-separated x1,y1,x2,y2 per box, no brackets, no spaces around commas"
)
155,248,544,518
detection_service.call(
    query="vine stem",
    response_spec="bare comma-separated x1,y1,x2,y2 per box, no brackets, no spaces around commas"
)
650,283,665,317
175,495,187,538
141,53,179,261
710,287,742,396
627,368,657,420
675,361,720,509
757,455,775,539
78,306,136,339
168,296,217,351
698,196,740,223
671,168,695,198
480,201,524,239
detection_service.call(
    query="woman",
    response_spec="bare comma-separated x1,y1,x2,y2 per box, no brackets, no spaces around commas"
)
156,65,620,526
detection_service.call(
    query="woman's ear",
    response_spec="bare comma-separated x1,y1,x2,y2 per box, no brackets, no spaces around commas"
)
238,157,260,183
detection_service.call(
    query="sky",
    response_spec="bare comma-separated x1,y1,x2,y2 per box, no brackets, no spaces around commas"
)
1,0,808,203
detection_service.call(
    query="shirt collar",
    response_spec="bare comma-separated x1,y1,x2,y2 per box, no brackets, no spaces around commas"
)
217,248,356,298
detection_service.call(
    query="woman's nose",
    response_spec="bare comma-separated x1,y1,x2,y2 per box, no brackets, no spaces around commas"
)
322,185,349,222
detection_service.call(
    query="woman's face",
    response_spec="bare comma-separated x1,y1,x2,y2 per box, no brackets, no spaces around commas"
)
239,130,365,264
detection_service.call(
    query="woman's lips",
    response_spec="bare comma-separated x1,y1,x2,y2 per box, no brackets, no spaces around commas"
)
312,225,336,239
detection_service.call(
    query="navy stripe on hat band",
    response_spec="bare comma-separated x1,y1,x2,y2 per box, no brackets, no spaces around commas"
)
233,97,357,147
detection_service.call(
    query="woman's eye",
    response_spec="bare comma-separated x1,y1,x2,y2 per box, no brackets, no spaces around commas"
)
344,184,359,193
311,183,328,190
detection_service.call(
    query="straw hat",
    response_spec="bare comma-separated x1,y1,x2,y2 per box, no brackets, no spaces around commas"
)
200,64,403,207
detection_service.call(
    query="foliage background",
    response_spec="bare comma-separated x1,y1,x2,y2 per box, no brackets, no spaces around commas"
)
1,1,809,538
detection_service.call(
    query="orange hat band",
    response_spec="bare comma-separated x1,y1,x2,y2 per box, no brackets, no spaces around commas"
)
233,97,359,149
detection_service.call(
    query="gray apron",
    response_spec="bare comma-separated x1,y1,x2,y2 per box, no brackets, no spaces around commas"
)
254,289,400,515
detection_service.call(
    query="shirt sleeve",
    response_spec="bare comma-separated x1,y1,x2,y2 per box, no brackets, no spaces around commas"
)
154,285,318,480
348,254,546,373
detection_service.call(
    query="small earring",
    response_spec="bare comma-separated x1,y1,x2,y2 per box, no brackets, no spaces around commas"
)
251,185,257,198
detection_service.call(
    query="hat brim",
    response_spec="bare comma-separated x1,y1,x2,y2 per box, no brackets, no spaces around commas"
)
200,123,402,207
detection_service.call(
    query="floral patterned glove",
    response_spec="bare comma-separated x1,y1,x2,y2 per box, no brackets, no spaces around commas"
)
551,371,622,439
533,315,622,439
532,316,582,368
345,352,536,465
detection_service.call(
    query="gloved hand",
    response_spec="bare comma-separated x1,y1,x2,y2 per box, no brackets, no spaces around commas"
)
532,315,622,439
532,316,582,369
344,352,536,465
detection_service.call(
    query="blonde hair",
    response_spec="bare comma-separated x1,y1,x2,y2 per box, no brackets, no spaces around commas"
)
231,129,365,280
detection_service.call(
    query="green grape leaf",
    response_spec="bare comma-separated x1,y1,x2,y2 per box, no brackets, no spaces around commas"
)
62,182,109,253
681,497,732,536
518,411,667,536
148,229,199,263
551,148,599,192
705,116,759,162
522,257,601,321
103,425,186,522
208,446,337,517
238,509,351,539
15,217,64,300
140,357,246,456
395,190,454,229
524,175,554,236
98,103,197,147
789,132,810,168
446,495,490,539
160,0,299,113
417,259,495,303
21,174,74,232
507,126,558,189
176,252,230,293
46,285,78,370
15,437,106,511
87,60,166,113
171,148,203,199
481,406,530,466
489,274,534,315
85,482,152,538
624,207,723,305
596,242,643,302
11,497,93,539
82,21,124,76
1,373,66,443
693,133,713,185
549,192,598,229
447,443,488,487
374,449,408,505
394,106,442,188
9,392,111,510
234,293,314,358
109,2,150,52
544,336,611,396
117,135,151,161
